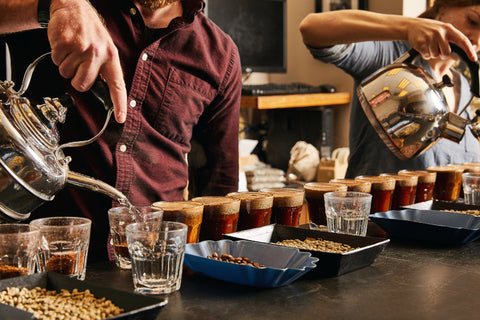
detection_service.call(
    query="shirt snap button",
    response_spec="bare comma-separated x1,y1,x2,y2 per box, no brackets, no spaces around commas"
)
119,145,127,152
129,8,137,15
129,100,137,108
142,53,148,61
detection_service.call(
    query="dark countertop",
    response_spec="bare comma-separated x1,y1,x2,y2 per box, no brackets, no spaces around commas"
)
86,239,479,320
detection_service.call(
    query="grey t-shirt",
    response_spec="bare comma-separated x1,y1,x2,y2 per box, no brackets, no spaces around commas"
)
307,41,480,178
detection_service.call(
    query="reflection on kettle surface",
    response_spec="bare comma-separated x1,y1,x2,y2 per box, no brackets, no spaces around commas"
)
358,43,480,160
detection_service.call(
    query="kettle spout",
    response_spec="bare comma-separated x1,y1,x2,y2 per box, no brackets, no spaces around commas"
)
469,109,480,141
440,112,468,143
66,171,128,205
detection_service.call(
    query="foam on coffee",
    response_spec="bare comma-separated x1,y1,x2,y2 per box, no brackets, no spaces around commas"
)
152,201,204,218
259,188,304,207
381,174,418,187
330,179,372,193
398,170,436,184
427,166,464,174
191,196,240,215
226,192,274,210
304,183,347,199
356,176,396,191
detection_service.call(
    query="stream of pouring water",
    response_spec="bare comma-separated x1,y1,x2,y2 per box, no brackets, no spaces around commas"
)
117,196,168,250
117,196,142,222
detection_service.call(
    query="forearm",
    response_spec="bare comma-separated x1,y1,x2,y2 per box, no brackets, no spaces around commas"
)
0,0,41,33
299,10,416,48
299,9,477,62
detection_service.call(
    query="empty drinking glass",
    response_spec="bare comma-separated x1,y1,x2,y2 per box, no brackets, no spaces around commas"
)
126,221,188,294
324,191,372,236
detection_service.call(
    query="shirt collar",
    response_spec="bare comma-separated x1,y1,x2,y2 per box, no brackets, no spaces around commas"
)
121,0,204,19
183,0,204,19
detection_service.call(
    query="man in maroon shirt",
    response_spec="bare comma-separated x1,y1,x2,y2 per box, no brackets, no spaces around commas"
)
0,0,242,262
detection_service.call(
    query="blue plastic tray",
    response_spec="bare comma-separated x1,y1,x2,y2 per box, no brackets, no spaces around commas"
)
184,239,318,287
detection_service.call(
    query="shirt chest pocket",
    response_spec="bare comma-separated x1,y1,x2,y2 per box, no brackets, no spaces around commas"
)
154,67,217,146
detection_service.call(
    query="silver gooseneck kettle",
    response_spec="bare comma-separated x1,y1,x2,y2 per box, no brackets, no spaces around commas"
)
357,43,480,160
0,53,127,222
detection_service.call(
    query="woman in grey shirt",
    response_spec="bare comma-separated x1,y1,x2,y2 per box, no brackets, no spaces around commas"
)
299,0,480,178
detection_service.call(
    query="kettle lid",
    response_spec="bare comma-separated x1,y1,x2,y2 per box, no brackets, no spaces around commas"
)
0,80,68,209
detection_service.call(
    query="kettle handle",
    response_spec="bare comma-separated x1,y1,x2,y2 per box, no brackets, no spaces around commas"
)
18,52,114,110
403,43,480,97
450,43,480,97
90,76,114,111
55,106,114,157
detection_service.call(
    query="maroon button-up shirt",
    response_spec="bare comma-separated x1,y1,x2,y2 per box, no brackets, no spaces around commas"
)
6,0,241,261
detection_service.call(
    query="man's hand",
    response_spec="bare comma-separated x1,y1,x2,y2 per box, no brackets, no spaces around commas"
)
48,0,127,123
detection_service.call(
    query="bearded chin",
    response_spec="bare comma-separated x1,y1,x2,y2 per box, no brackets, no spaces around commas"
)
137,0,179,9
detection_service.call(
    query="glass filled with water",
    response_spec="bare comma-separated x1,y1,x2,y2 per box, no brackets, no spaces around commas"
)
126,221,187,294
462,172,480,205
324,191,372,236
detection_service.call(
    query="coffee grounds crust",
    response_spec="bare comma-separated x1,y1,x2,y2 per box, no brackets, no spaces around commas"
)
152,201,204,218
226,192,274,210
398,170,436,183
381,174,418,187
304,182,348,199
355,176,396,191
330,179,372,193
191,196,241,215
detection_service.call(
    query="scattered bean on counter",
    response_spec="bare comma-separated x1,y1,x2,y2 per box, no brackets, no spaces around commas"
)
276,237,358,253
0,286,124,320
207,252,265,268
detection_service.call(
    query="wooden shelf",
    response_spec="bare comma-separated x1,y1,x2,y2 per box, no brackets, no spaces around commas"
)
240,92,351,109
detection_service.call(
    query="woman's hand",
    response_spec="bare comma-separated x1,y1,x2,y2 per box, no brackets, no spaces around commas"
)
48,0,127,123
407,18,477,61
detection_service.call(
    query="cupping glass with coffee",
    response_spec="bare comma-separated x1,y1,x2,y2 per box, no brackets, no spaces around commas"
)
226,192,274,231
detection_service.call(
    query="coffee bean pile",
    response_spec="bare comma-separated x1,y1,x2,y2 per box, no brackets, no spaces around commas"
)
276,237,357,253
441,209,480,217
0,287,124,320
207,252,265,268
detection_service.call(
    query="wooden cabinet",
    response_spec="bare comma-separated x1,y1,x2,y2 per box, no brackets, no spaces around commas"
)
240,92,352,170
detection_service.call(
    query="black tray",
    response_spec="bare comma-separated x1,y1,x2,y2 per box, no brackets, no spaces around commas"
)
224,224,390,277
0,272,167,320
370,209,480,245
403,199,480,211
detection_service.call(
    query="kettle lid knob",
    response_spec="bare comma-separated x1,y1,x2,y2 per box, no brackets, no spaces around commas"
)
435,74,454,90
36,93,74,125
